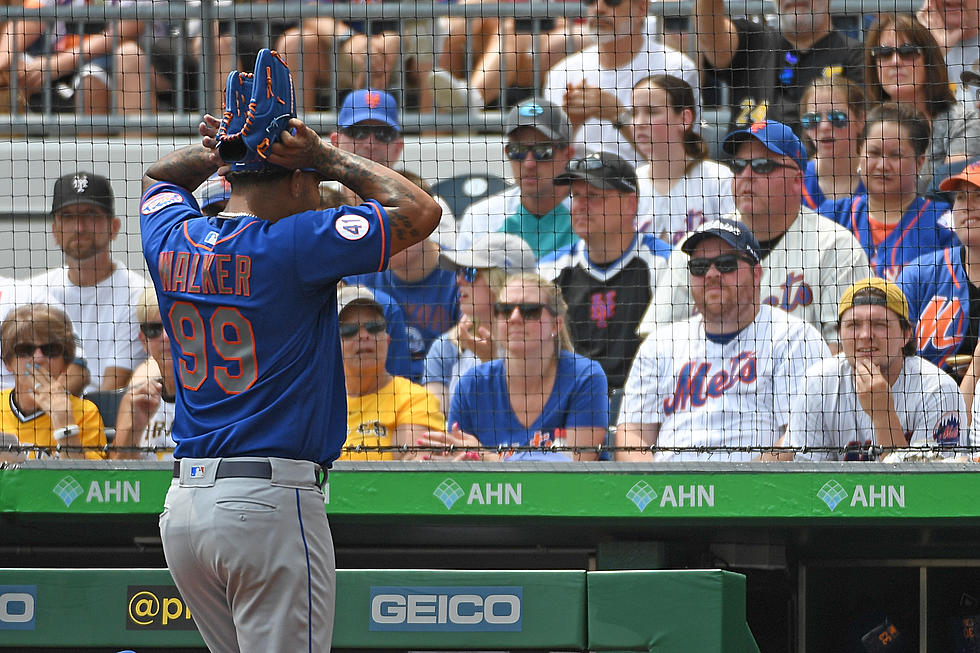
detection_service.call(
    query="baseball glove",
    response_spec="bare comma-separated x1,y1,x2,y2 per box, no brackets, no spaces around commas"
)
215,48,297,170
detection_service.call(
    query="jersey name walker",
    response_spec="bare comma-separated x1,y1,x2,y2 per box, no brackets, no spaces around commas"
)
140,183,390,465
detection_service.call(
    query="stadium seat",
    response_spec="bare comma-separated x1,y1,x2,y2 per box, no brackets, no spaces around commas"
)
431,173,509,220
83,388,125,443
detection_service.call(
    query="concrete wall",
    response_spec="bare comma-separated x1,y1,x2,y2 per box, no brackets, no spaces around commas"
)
0,135,510,279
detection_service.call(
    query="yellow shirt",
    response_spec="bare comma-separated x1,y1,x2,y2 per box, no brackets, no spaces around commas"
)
0,389,107,460
343,376,446,461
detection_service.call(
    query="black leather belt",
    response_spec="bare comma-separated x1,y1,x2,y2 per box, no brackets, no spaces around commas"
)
173,460,326,488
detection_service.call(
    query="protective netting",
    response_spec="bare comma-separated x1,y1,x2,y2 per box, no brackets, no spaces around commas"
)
1,0,978,463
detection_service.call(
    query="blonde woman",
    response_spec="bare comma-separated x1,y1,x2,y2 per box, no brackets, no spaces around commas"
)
420,274,608,462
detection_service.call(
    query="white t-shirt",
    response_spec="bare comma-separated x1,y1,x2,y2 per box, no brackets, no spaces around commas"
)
31,262,147,393
785,354,967,461
638,207,873,343
544,33,701,167
136,395,176,461
619,305,830,461
634,159,736,245
455,186,572,252
0,279,64,390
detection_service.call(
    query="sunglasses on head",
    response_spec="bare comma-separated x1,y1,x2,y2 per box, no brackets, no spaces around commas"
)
339,320,387,339
12,342,66,358
688,254,755,277
457,267,481,283
493,302,551,320
567,154,608,172
729,158,797,175
342,125,400,144
800,110,849,130
140,322,164,339
505,142,558,161
870,43,923,60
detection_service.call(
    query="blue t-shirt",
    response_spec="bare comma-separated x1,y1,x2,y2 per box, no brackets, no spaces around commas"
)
140,183,390,465
818,194,957,281
348,267,461,379
448,350,608,454
422,331,481,402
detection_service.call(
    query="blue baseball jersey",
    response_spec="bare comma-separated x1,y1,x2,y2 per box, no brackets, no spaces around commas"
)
348,267,461,375
801,159,865,210
896,246,972,369
140,183,391,465
818,194,957,281
448,351,608,454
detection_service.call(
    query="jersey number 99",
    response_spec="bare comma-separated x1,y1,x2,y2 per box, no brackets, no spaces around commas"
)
169,301,258,394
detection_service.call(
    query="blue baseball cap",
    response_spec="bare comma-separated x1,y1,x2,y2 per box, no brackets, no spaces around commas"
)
338,89,401,131
680,218,762,263
722,120,808,172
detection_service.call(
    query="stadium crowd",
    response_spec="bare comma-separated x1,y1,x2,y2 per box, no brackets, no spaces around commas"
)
4,0,980,462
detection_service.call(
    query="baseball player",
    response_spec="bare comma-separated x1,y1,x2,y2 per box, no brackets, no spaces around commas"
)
638,120,872,349
771,278,967,461
616,219,829,462
140,49,441,652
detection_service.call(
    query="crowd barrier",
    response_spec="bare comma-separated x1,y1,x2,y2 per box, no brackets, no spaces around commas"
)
0,567,759,651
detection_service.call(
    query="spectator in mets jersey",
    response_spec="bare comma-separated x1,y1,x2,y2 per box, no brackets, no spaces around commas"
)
617,219,829,461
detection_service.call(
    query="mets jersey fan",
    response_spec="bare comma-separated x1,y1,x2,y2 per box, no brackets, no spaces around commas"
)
619,305,830,461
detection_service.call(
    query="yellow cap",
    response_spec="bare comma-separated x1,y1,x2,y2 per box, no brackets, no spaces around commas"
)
838,277,909,321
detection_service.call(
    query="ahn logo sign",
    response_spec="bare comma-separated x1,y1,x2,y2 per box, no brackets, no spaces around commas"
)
0,585,37,631
369,586,522,632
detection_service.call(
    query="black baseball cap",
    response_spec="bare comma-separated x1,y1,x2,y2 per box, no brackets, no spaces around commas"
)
680,218,762,263
505,98,572,144
553,152,638,194
51,172,115,215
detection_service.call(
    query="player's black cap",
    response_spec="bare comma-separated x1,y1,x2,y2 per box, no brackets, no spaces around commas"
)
553,152,638,194
51,172,114,215
680,218,762,263
505,98,572,144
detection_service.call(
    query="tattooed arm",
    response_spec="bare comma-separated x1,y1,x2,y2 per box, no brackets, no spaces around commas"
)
266,118,442,255
141,116,224,194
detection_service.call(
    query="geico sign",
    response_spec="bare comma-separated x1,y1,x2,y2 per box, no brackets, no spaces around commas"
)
0,586,37,631
369,586,523,632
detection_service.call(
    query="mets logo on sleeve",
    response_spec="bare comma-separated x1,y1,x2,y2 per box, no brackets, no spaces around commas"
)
141,192,184,215
336,215,371,241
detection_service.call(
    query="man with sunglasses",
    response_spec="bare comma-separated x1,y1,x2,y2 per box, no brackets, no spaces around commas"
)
696,0,863,136
543,0,700,166
458,98,576,259
640,120,871,350
338,285,445,460
111,287,177,461
538,151,670,390
32,171,148,394
616,219,829,461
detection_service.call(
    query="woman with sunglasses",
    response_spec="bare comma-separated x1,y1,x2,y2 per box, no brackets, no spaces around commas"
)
865,14,980,193
798,76,867,210
423,233,536,412
0,303,105,460
818,103,958,280
339,286,446,461
418,274,608,462
629,74,735,244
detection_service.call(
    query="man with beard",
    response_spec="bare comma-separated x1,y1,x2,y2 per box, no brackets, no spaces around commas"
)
32,172,146,393
615,219,829,461
695,0,864,136
543,0,700,166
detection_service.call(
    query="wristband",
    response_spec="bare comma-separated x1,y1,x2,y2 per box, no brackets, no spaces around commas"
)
52,424,80,441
